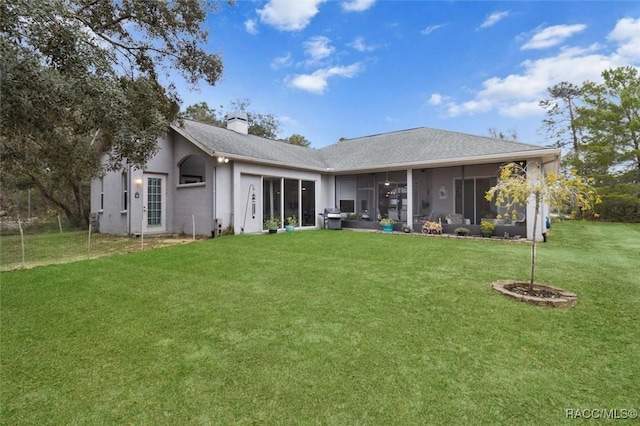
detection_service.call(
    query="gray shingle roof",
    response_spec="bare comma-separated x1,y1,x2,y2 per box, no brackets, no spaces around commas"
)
173,119,328,169
172,120,557,171
319,127,554,170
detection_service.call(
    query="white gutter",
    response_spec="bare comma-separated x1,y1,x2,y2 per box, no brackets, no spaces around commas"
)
328,149,562,174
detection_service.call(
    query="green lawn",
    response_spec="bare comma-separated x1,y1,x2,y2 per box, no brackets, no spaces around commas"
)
1,221,639,425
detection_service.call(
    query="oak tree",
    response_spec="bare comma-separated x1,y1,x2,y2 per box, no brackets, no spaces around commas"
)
1,0,232,225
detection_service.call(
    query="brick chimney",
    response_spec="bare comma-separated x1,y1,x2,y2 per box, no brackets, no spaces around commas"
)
226,112,249,134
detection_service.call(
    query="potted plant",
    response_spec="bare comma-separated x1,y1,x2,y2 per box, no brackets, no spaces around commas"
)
454,226,470,236
285,215,298,232
380,218,395,233
264,217,280,234
480,220,495,238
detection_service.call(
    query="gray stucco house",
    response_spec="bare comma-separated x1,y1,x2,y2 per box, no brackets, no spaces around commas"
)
91,114,561,240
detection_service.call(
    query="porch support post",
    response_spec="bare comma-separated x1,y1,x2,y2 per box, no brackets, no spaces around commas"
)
406,169,413,226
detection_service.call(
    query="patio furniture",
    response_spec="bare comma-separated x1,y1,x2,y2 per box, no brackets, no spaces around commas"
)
445,213,464,224
422,219,443,235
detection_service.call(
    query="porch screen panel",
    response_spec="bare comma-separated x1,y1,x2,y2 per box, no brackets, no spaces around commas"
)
337,179,356,213
147,177,162,227
301,180,315,226
475,178,497,222
263,178,281,229
455,177,498,224
455,179,474,224
284,179,299,222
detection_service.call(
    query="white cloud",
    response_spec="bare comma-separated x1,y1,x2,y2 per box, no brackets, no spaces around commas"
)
522,24,587,50
287,63,363,94
341,0,375,12
439,24,638,119
421,24,445,35
303,36,335,63
256,0,326,32
271,53,293,70
446,99,493,116
499,101,543,118
349,36,378,52
428,93,443,105
244,19,258,35
607,17,640,61
279,115,299,126
479,11,510,29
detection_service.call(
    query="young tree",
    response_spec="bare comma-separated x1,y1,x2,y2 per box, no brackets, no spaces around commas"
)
1,0,232,226
486,162,600,292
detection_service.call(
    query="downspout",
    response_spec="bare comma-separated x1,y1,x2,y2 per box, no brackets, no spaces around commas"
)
212,166,217,237
461,165,465,221
127,164,132,235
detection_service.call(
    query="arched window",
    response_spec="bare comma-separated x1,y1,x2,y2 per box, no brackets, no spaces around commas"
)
179,155,206,184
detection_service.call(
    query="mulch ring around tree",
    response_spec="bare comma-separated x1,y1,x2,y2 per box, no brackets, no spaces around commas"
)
492,280,578,307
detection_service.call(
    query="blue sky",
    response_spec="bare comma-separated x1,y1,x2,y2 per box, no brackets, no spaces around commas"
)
176,1,640,148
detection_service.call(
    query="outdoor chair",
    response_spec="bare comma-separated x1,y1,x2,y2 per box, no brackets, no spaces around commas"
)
445,213,464,224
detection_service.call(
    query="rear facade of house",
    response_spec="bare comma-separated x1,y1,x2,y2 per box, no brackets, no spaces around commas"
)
91,115,561,241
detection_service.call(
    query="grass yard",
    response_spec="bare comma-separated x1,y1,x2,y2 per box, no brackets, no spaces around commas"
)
1,221,639,424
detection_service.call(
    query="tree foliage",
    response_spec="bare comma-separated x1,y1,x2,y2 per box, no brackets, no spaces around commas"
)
577,66,640,182
486,162,600,291
182,102,225,126
284,134,311,147
228,99,282,139
539,82,584,170
488,127,518,141
539,67,640,183
1,0,231,225
182,99,311,146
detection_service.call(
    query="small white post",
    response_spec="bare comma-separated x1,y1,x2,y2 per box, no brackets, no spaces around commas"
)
58,215,63,233
192,214,195,241
141,219,144,251
88,222,92,258
18,219,25,269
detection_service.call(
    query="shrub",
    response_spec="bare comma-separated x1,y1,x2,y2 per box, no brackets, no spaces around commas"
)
264,217,280,229
480,221,495,234
454,227,470,236
595,194,640,222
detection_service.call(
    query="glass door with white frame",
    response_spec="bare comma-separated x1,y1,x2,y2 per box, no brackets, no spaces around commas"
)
144,174,166,233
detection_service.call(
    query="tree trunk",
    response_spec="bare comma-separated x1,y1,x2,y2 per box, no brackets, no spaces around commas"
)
529,192,540,292
29,174,86,228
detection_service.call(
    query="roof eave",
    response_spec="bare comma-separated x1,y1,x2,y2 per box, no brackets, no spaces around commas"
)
329,148,562,173
170,123,216,157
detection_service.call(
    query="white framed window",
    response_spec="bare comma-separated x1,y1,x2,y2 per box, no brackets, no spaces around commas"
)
179,155,206,184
